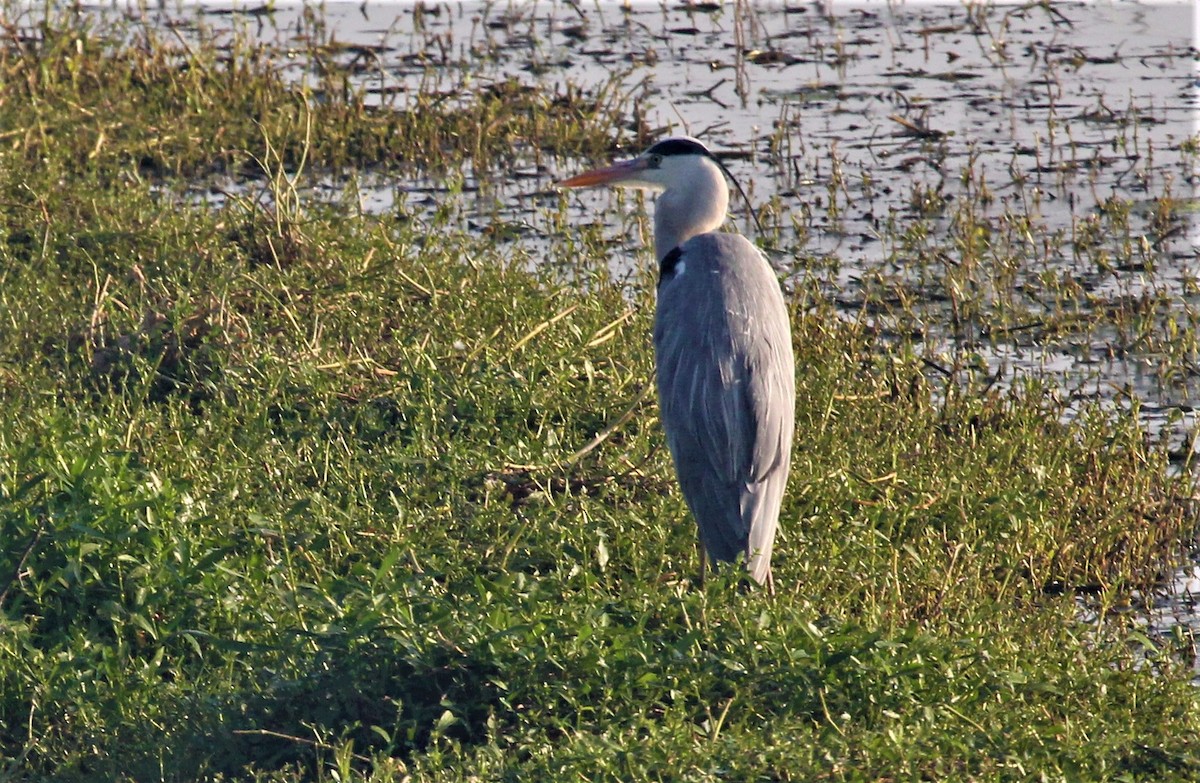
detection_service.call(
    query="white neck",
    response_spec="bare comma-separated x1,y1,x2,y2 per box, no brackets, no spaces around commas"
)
653,156,729,263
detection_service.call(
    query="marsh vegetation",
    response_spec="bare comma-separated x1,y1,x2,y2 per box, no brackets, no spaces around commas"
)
1,2,1198,780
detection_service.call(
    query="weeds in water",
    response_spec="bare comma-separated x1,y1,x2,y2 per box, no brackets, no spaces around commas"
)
0,4,1198,782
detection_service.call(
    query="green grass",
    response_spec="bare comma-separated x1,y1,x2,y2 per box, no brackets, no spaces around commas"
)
1,6,1198,782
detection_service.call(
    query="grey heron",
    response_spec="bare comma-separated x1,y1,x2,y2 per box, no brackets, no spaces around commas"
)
560,137,795,592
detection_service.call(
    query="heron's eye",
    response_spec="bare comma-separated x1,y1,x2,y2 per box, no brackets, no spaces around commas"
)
648,153,663,168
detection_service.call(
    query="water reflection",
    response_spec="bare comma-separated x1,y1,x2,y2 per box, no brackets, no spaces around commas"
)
110,0,1198,450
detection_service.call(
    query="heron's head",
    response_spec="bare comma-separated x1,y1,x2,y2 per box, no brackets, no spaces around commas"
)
558,136,720,194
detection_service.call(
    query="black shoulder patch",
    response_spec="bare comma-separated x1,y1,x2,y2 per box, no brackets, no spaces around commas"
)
646,138,711,158
657,246,684,289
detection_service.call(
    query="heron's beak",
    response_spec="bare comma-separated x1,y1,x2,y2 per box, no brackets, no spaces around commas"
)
558,157,649,189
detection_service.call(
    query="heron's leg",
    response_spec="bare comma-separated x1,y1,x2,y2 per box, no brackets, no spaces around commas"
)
765,568,776,597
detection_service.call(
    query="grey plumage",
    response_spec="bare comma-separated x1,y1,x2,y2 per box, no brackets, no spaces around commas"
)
655,233,794,586
559,137,795,589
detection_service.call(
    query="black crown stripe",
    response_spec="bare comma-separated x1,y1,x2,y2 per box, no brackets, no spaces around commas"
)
646,138,711,158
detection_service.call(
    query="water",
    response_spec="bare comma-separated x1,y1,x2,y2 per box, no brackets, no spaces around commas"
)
136,9,1196,284
66,0,1200,660
1143,558,1200,682
110,6,1195,219
157,0,1197,443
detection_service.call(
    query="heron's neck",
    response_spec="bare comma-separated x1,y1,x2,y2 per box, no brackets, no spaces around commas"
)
653,159,729,263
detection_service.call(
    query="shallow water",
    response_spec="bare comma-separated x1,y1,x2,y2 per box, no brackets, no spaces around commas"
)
75,0,1200,659
1144,558,1200,681
157,1,1197,446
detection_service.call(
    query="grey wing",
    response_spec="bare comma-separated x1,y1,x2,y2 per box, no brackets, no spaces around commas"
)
654,233,795,583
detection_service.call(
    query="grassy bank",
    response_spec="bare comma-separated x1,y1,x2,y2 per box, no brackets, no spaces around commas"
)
1,7,1198,782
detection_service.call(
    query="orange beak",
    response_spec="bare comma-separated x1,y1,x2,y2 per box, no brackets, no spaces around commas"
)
557,157,649,189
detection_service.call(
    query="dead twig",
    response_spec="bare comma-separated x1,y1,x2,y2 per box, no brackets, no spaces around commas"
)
230,729,373,764
0,516,46,609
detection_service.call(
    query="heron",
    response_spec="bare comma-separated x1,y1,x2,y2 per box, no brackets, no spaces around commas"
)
559,137,795,593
